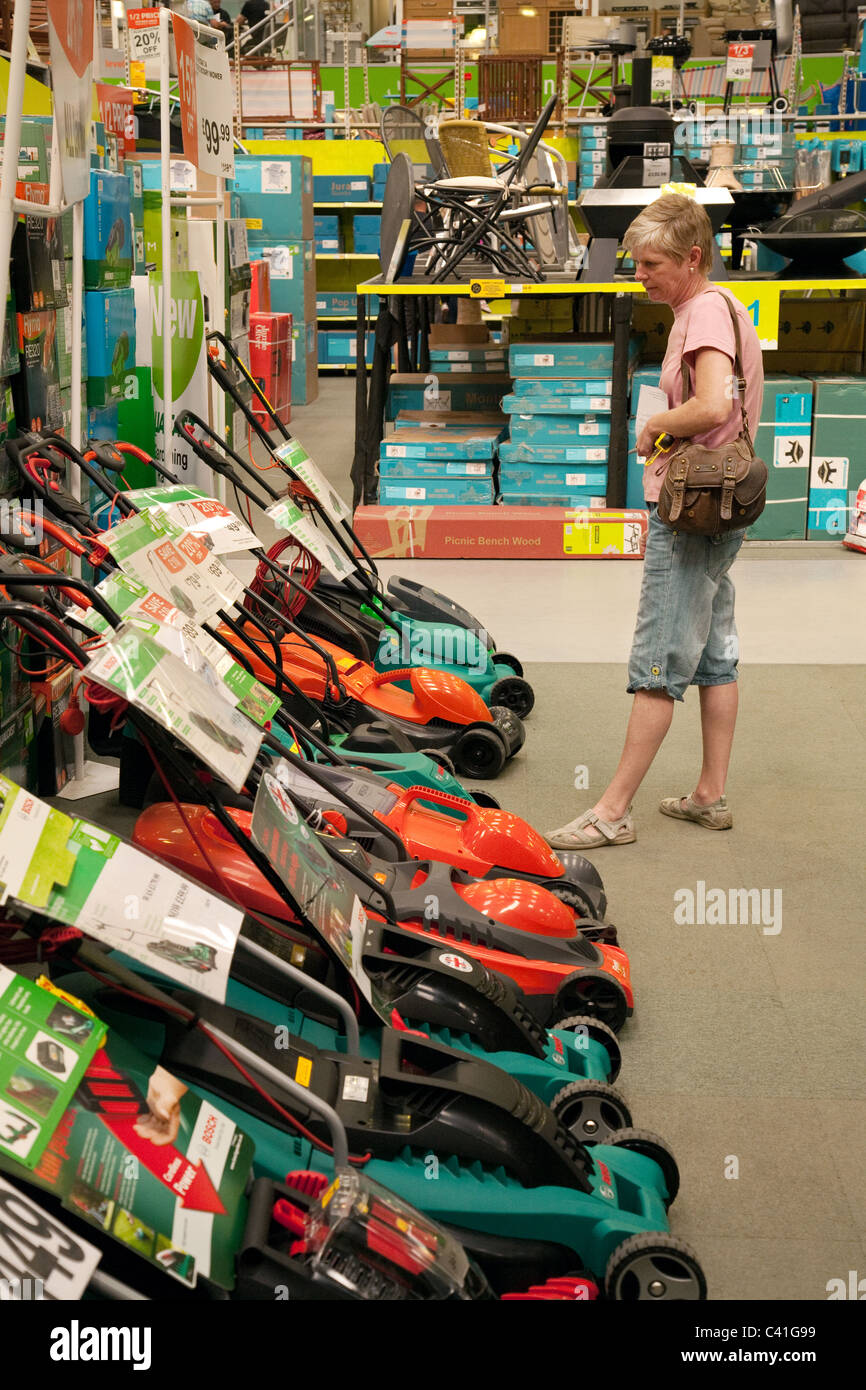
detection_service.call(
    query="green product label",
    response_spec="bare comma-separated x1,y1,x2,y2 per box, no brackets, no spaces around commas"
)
0,1028,254,1288
150,272,205,403
126,484,208,509
0,776,76,909
0,968,107,1169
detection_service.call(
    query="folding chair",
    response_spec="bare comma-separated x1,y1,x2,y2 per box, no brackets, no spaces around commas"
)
380,103,449,180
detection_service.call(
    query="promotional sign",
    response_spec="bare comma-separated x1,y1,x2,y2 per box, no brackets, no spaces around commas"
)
96,82,136,157
267,497,355,581
46,0,95,204
650,55,673,98
250,767,376,1010
0,1173,102,1300
126,6,161,87
274,441,354,527
67,573,279,726
0,778,75,910
726,42,754,83
83,626,262,793
125,484,260,554
0,968,107,1169
2,1030,255,1289
149,272,210,484
103,507,243,620
172,13,235,180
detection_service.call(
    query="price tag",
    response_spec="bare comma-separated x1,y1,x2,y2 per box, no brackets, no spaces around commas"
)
127,6,160,87
0,1174,102,1300
726,42,754,83
171,13,235,179
468,278,505,298
650,56,673,97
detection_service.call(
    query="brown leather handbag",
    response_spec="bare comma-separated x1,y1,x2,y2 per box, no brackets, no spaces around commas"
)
656,293,767,536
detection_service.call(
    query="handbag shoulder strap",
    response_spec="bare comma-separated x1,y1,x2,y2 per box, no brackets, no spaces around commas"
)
679,289,754,450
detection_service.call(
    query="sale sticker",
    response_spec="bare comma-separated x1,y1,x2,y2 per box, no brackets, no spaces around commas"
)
726,42,754,83
127,6,161,88
96,83,136,157
172,13,236,179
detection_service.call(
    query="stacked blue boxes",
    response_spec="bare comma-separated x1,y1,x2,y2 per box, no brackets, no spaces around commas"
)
314,213,342,253
319,329,376,365
428,342,509,376
352,213,381,255
627,364,662,510
372,162,389,203
378,424,504,506
579,124,609,191
314,175,371,202
499,341,613,506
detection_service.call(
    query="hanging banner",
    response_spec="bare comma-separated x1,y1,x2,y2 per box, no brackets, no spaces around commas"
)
96,82,135,158
149,272,210,484
46,0,95,205
171,13,235,180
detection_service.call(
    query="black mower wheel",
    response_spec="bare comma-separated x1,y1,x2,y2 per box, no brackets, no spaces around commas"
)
468,789,501,809
549,1079,632,1144
488,676,535,719
491,651,523,677
545,879,600,922
554,1014,622,1083
418,748,456,777
488,705,525,756
452,727,507,780
553,968,629,1034
601,1127,680,1208
605,1233,706,1302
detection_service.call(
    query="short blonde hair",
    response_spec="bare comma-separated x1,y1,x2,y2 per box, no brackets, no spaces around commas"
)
622,194,714,271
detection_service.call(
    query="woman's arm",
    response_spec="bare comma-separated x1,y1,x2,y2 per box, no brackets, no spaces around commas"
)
637,347,733,455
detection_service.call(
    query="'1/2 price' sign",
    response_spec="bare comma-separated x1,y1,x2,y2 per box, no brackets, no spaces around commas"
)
172,13,235,180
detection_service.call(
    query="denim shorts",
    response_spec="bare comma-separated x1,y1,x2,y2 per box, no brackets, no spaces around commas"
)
627,505,747,702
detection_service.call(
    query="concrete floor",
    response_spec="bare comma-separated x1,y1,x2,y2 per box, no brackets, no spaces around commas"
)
61,378,865,1300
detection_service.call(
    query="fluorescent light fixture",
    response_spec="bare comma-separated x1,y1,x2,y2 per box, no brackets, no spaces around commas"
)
519,7,538,15
111,0,125,16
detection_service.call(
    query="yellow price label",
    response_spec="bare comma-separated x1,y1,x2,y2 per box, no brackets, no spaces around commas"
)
130,61,145,88
294,1056,312,1087
722,283,780,352
469,278,505,298
245,218,263,231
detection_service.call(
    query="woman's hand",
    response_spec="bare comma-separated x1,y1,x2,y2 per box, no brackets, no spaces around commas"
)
636,421,662,458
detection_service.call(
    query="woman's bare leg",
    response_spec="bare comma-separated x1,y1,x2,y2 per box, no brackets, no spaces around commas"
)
591,689,675,822
688,681,739,805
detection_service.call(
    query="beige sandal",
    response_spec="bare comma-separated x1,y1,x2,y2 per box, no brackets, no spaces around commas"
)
659,794,732,830
545,807,636,850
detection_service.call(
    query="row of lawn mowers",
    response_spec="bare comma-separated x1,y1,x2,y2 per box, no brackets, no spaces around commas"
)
0,341,707,1301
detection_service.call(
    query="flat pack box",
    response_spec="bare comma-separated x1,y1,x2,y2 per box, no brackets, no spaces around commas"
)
381,426,504,461
499,440,609,466
321,329,375,365
314,174,371,202
12,309,62,432
807,375,866,539
500,489,607,509
239,190,313,243
353,505,649,559
291,319,318,406
509,339,615,377
429,347,509,367
11,184,66,313
379,455,493,481
83,169,133,289
508,413,611,446
428,323,493,346
379,478,495,506
250,240,316,323
0,697,38,792
503,393,612,419
387,373,511,419
499,462,608,491
395,409,506,429
746,376,812,540
511,375,612,399
84,288,136,407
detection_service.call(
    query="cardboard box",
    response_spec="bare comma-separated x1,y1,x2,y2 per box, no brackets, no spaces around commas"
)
387,373,511,419
428,323,493,346
251,240,316,323
250,259,271,314
314,175,371,202
381,426,504,461
500,490,607,509
379,478,495,506
511,375,613,398
378,455,493,480
316,290,380,318
429,347,509,366
0,697,38,791
11,183,66,313
321,329,375,365
83,169,133,288
12,309,62,432
746,376,812,541
33,666,76,795
84,288,135,407
807,375,865,539
775,297,865,365
500,462,609,491
353,504,648,559
509,339,615,376
499,440,609,465
509,413,611,445
395,409,506,429
239,189,314,243
504,395,612,421
291,319,318,405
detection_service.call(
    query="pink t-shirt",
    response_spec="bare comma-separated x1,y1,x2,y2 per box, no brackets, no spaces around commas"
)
643,286,764,502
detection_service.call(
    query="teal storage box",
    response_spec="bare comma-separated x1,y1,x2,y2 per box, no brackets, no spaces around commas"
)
747,377,812,540
240,190,312,242
511,375,612,398
321,329,374,365
379,456,493,480
499,440,608,465
379,478,494,505
500,463,608,491
509,340,615,376
315,214,340,238
430,347,509,367
387,373,511,418
83,170,132,289
314,175,371,202
509,413,611,445
84,288,135,407
381,425,503,460
316,291,380,318
499,489,606,508
503,392,611,417
807,376,864,538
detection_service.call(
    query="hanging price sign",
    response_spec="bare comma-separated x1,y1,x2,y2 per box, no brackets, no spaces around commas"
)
726,43,754,83
126,6,160,87
46,0,95,205
650,56,673,97
171,13,235,179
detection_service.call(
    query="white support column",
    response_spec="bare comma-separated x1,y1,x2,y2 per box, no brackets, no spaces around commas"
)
0,0,34,319
160,4,174,464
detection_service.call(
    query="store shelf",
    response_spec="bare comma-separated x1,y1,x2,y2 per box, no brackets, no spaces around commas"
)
318,362,361,371
314,201,382,209
318,252,380,260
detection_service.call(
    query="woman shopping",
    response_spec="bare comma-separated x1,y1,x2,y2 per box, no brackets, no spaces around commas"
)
547,193,764,850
